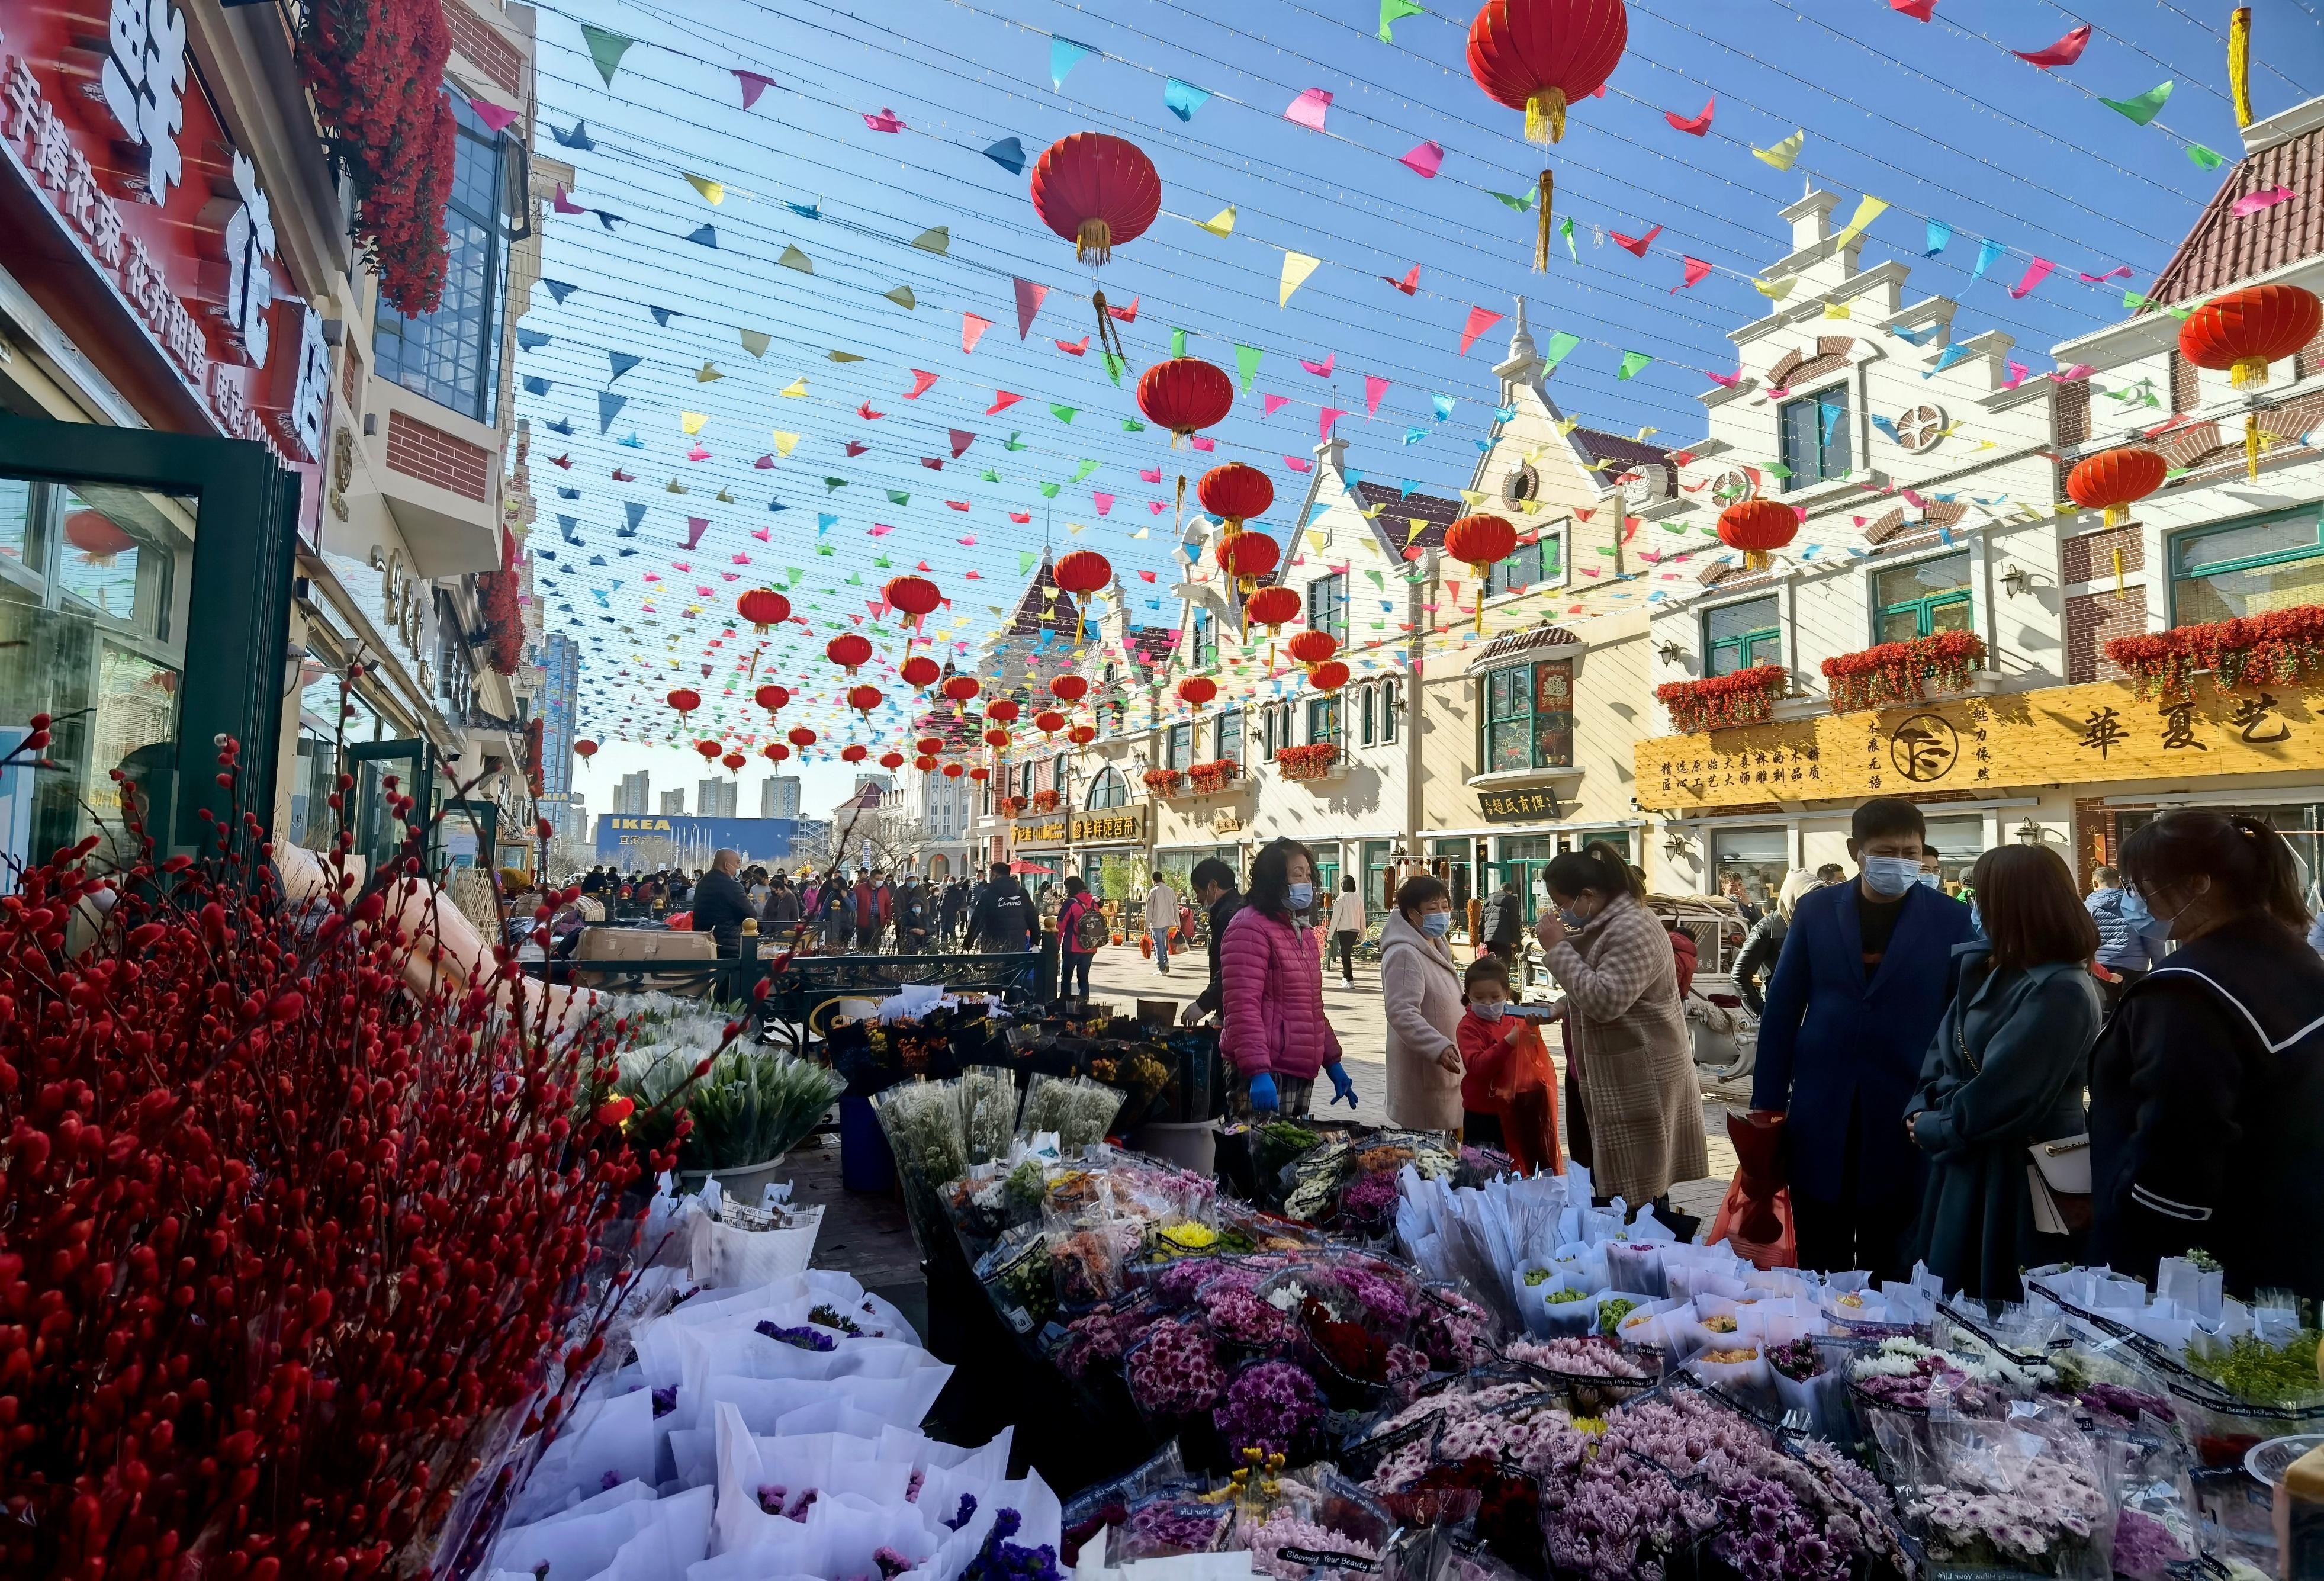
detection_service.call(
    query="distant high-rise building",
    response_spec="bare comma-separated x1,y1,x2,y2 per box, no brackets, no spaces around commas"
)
614,771,650,814
696,778,738,818
539,633,580,797
761,775,802,820
660,789,686,815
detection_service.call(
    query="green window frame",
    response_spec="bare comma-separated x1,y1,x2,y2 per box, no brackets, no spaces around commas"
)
1704,595,1782,676
1478,658,1575,773
2168,506,2324,627
1164,721,1190,769
1306,695,1340,744
1488,529,1564,596
1872,550,1974,642
1779,385,1852,489
1215,708,1243,764
1382,678,1399,743
1307,571,1348,644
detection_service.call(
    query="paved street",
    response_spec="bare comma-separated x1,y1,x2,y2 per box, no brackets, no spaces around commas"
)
1076,940,1738,1226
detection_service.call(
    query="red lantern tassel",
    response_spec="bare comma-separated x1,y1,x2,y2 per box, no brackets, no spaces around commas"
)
2246,410,2262,481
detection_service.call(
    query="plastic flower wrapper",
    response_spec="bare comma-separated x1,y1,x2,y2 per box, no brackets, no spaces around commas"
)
1603,1240,1669,1301
1889,1405,2112,1580
1338,1165,1404,1239
1200,1268,1290,1350
1057,1288,1162,1382
1414,1282,1500,1371
960,1064,1021,1166
1059,1442,1191,1565
1123,1316,1230,1420
1114,1496,1236,1561
1214,1357,1326,1459
976,1222,1058,1338
2101,1431,2199,1580
1406,1454,1548,1577
872,1077,970,1251
1018,1072,1128,1155
1763,1336,1855,1441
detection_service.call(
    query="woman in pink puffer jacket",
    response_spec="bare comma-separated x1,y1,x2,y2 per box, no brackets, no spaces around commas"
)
1220,839,1351,1118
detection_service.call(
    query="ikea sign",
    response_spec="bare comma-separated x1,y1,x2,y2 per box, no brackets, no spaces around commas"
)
594,814,798,865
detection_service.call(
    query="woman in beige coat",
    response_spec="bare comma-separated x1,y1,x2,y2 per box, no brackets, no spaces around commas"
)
1378,874,1465,1130
1534,843,1706,1212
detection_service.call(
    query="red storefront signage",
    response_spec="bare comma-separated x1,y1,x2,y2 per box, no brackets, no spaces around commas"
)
0,0,330,494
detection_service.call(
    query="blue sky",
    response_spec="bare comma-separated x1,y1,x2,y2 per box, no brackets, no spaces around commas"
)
512,0,2324,827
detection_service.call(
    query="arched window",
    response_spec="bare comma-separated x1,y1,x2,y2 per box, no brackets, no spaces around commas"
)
1087,766,1129,809
1381,679,1401,744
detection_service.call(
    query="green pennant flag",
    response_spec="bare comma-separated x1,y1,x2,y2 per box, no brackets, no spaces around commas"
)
847,572,863,585
884,285,917,309
1019,550,1037,574
1121,418,1146,432
1072,458,1099,482
1540,330,1581,372
1050,404,1078,423
824,477,847,491
1234,343,1262,391
1558,216,1577,261
2185,143,2225,169
1617,351,1653,381
1100,351,1125,387
873,554,892,568
1170,328,1187,357
778,245,813,273
980,468,1001,482
1364,569,1384,588
1377,0,1425,40
2100,81,2173,125
886,489,910,505
816,545,835,556
580,23,634,84
1005,432,1029,451
786,567,805,586
1039,481,1062,499
911,226,950,253
1491,187,1535,213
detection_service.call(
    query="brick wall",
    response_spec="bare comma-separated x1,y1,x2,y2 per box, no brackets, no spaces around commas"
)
2064,587,2146,684
2061,523,2145,584
2300,324,2324,381
2055,379,2091,447
387,410,493,501
2168,351,2199,414
446,1,526,96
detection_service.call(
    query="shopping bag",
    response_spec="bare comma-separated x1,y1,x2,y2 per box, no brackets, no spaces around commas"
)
1706,1174,1796,1270
1492,1020,1562,1177
1722,1110,1786,1243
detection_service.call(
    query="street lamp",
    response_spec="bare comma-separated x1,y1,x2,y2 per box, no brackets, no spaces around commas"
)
2014,818,2047,846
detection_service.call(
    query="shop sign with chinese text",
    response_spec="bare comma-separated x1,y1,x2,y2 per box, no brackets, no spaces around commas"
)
1012,806,1147,850
1635,680,2323,811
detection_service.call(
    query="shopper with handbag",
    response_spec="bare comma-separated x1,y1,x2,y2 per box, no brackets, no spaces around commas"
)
2088,811,2324,1300
1378,873,1463,1131
1905,845,2102,1301
1057,875,1106,1001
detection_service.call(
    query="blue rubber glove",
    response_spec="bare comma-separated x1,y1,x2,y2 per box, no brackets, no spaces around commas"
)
1247,1072,1280,1113
1325,1062,1358,1108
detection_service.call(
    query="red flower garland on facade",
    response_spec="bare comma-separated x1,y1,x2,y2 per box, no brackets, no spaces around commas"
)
298,0,459,314
481,563,526,676
2104,605,2324,699
1820,631,1987,715
1031,789,1062,812
1656,664,1789,734
1000,795,1030,817
525,713,545,795
1275,743,1341,780
1187,759,1244,795
1142,767,1185,794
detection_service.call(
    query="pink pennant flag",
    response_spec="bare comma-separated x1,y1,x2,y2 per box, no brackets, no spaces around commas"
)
904,369,938,398
1664,98,1714,135
1319,406,1348,439
2004,360,2029,390
1705,369,1743,387
734,69,777,108
1611,224,1663,258
752,526,772,541
961,313,994,354
754,454,775,469
863,107,905,132
2012,25,2089,68
1139,467,1162,483
1891,0,1936,18
1673,256,1714,292
684,516,710,550
552,185,586,214
1284,88,1333,130
2008,257,2056,300
469,98,520,133
1012,278,1048,338
1384,264,1420,295
1283,456,1313,472
959,535,978,547
1364,375,1390,416
1301,353,1336,377
1106,297,1140,322
1190,436,1216,451
868,523,894,536
2233,184,2297,217
2077,265,2134,282
949,428,976,457
1053,336,1089,355
986,391,1023,416
944,499,969,509
1149,500,1168,513
1264,394,1291,416
1093,493,1114,515
1139,570,1158,583
1400,141,1444,178
2049,363,2096,382
1459,305,1505,354
686,444,711,461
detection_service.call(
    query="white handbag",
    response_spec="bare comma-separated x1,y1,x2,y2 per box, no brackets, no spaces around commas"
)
2026,1135,2092,1236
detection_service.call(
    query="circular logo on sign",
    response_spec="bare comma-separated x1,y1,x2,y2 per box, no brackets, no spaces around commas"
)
1889,714,1959,782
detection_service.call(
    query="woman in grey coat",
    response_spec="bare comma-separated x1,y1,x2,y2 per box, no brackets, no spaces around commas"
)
1905,846,2102,1300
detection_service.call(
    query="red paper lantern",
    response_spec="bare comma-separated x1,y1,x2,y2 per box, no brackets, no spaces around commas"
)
846,685,883,714
943,675,982,703
885,574,942,620
763,743,790,764
2179,284,2322,390
1137,358,1235,446
63,510,136,564
1034,709,1066,735
984,727,1011,748
1445,515,1518,573
574,738,599,761
1066,725,1096,746
942,761,966,779
1717,498,1798,571
754,683,790,712
879,750,905,770
721,751,747,775
2066,447,2169,528
987,699,1021,725
914,754,938,772
1030,133,1161,266
1244,585,1302,632
901,655,941,689
666,687,702,718
1049,674,1089,704
915,735,947,756
695,739,724,762
1285,630,1340,669
1053,550,1113,595
737,587,791,632
1467,0,1627,267
787,725,817,749
841,744,869,763
1177,676,1218,707
826,633,873,673
1309,660,1351,693
1217,531,1280,592
1198,463,1273,531
969,766,990,782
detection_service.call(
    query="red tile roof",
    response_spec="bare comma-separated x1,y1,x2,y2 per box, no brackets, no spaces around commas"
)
1571,428,1676,494
2146,119,2324,306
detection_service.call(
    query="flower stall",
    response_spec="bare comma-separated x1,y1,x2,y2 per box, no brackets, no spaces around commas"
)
2105,603,2324,699
1656,663,1789,733
1820,631,1987,714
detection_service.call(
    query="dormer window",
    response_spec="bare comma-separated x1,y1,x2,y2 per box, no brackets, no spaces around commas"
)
1779,387,1851,489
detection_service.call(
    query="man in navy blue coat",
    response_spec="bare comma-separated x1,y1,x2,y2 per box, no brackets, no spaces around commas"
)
1750,797,1976,1278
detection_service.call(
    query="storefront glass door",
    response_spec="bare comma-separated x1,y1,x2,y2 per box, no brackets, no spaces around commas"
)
349,737,435,877
435,798,499,878
1430,837,1473,940
1489,836,1557,925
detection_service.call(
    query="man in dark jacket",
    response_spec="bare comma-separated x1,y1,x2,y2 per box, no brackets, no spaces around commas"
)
1181,857,1245,1027
939,879,965,947
965,862,1035,954
1481,877,1526,986
762,873,802,933
689,849,753,957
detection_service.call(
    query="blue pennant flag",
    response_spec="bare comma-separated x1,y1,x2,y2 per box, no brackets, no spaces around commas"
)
593,210,621,230
597,391,626,433
1164,78,1211,121
542,279,577,304
557,515,580,542
983,137,1026,175
522,375,552,396
767,497,788,512
686,224,718,247
547,418,573,436
1969,237,2005,282
625,502,647,531
609,350,642,381
1924,344,1975,378
786,202,821,221
1052,37,1094,89
1431,394,1456,421
517,327,551,350
618,433,644,448
650,306,679,327
1924,218,1952,257
551,121,596,150
1888,321,1943,346
557,486,579,498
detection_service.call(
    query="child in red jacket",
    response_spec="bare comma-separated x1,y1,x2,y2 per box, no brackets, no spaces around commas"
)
1454,956,1562,1175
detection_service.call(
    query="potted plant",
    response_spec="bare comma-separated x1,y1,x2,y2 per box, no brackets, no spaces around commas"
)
2106,605,2324,700
1032,789,1062,812
1275,743,1341,782
1187,758,1244,794
1143,767,1185,795
1001,794,1030,817
1654,664,1789,732
1821,631,1987,714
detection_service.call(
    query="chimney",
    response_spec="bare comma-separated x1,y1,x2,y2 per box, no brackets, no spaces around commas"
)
1780,185,1840,253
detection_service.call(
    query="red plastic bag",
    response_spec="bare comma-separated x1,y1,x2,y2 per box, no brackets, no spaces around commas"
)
1491,1020,1562,1177
1708,1175,1797,1269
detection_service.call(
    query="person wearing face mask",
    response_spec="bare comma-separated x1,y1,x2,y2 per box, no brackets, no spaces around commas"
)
1220,838,1352,1117
2088,811,2324,1300
1747,797,1978,1278
2084,865,2169,1011
1379,873,1465,1130
1529,841,1705,1223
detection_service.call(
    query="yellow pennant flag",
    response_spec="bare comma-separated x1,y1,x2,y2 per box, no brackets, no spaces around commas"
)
1556,417,1581,436
681,412,710,434
1832,194,1889,251
1068,522,1087,535
666,479,687,493
1280,251,1322,306
740,330,772,357
779,377,809,397
772,430,801,455
1406,518,1428,545
1460,489,1487,506
1514,499,1541,514
1307,531,1328,552
1822,301,1852,320
1199,205,1237,237
697,361,723,381
1753,275,1797,301
1753,130,1805,171
684,173,725,204
1131,527,1150,539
